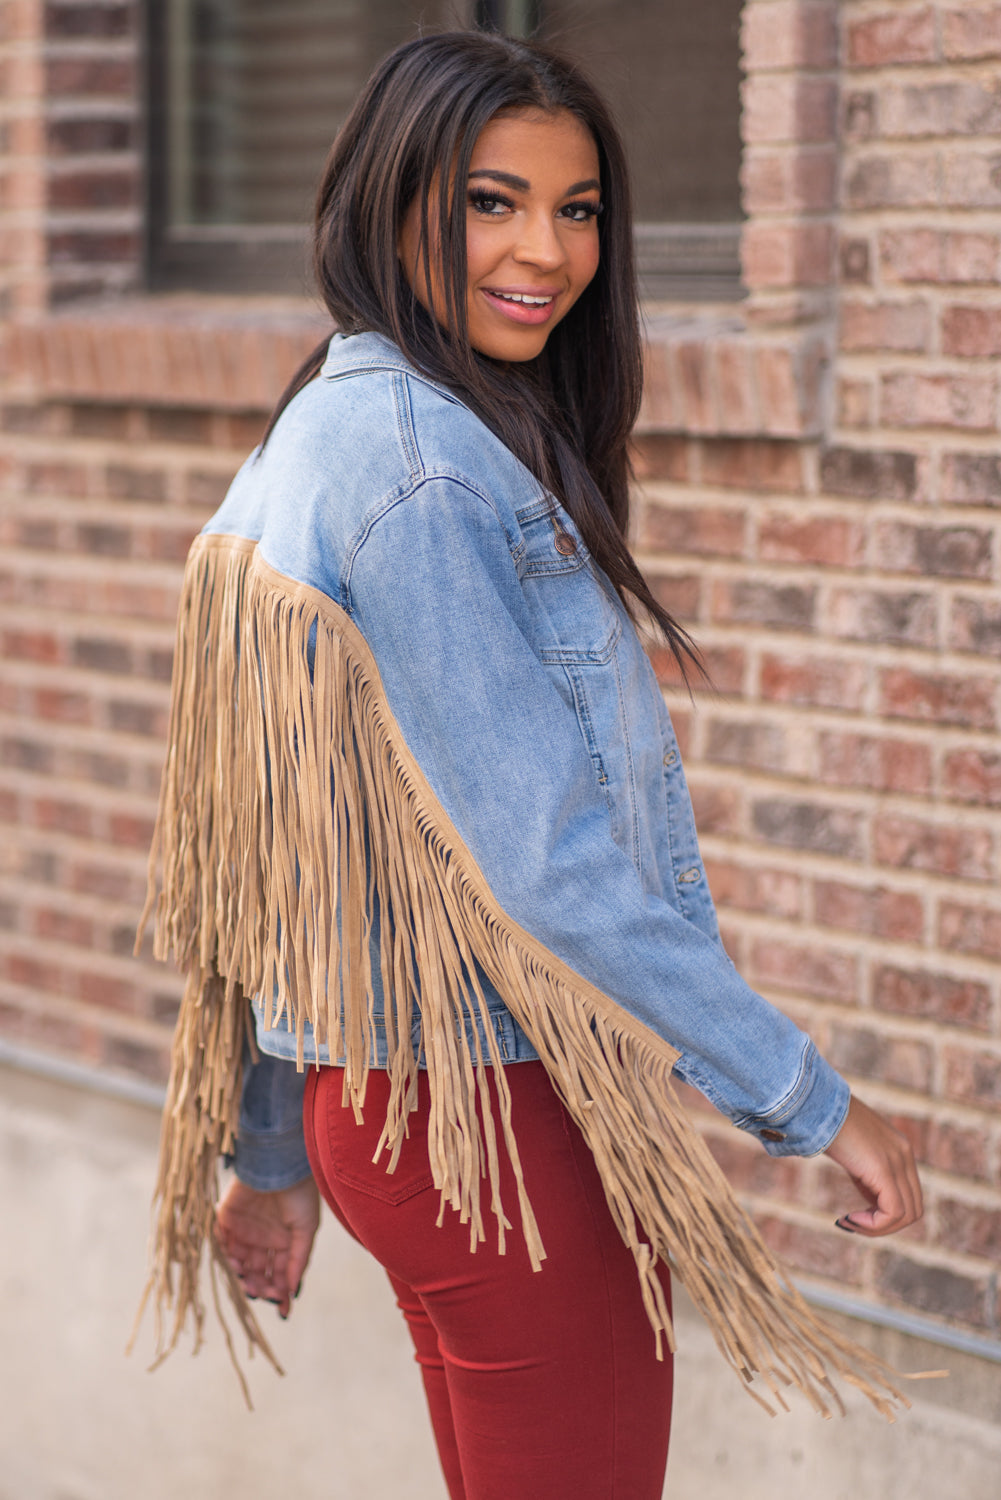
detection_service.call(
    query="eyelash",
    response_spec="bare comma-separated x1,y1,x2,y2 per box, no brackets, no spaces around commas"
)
467,187,602,222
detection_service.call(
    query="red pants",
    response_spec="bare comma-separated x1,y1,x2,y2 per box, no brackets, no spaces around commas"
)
303,1061,673,1500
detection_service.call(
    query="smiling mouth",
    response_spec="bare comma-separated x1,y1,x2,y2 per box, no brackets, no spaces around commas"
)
489,291,554,305
480,288,559,326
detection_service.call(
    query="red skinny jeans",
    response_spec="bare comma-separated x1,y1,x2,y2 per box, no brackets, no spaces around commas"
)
303,1060,673,1500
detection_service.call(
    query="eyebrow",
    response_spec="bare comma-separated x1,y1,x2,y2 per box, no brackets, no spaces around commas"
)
468,169,601,196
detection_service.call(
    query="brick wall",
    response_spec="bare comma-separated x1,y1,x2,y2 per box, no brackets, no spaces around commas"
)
1,0,999,1347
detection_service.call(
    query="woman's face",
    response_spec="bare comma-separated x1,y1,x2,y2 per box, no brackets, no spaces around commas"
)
399,108,602,363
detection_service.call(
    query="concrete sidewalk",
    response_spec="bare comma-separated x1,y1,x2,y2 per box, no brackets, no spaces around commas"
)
1,1059,998,1500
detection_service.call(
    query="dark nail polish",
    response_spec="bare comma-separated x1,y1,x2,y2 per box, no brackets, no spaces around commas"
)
835,1216,856,1233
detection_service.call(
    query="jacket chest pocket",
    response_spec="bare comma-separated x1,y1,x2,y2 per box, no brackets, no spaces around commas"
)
515,503,621,666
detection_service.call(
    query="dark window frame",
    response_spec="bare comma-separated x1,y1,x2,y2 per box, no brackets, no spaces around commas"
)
144,0,743,301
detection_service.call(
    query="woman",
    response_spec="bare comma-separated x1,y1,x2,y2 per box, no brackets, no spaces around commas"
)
137,29,922,1500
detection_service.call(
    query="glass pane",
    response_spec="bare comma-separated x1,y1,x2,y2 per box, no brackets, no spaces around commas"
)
165,0,741,231
538,0,743,223
168,0,467,227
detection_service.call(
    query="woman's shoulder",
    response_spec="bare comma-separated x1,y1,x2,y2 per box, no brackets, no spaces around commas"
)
316,332,542,511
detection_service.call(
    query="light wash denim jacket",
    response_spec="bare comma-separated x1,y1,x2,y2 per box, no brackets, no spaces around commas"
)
210,332,850,1189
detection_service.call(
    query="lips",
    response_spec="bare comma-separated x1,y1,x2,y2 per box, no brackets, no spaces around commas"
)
480,287,560,326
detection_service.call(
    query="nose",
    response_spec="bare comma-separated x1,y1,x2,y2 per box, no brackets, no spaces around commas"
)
512,210,567,271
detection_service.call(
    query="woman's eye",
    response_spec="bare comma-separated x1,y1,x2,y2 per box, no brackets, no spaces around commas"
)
468,189,513,216
560,200,602,223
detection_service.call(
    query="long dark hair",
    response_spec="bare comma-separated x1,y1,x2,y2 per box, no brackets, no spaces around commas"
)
264,29,699,674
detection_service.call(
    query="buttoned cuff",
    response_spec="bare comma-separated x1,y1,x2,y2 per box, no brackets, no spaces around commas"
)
733,1042,851,1158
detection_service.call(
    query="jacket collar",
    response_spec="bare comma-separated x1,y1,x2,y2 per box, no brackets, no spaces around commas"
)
320,330,460,405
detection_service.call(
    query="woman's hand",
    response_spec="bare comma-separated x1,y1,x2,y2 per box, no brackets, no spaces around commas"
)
215,1175,321,1317
824,1094,923,1236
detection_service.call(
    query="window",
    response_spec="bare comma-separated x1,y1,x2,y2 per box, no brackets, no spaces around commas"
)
146,0,743,299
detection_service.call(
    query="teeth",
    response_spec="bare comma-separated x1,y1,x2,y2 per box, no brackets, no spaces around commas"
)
493,291,553,305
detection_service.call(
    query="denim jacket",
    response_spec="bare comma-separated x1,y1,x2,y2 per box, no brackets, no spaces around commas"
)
212,332,849,1190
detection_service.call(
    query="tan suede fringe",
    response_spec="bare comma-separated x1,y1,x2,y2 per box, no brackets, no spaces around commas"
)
135,531,917,1419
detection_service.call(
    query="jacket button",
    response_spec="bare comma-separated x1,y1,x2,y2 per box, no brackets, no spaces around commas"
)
553,531,577,556
663,749,677,767
760,1128,786,1142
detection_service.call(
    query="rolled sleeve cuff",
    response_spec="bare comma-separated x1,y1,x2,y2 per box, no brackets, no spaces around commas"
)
732,1042,851,1158
229,1049,314,1191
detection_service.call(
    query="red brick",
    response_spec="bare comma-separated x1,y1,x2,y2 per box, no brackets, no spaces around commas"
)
45,4,133,40
827,587,936,648
743,75,837,144
937,1198,1001,1261
847,10,937,66
46,116,134,155
758,512,863,567
874,521,993,580
943,748,1001,807
703,858,803,921
760,652,868,711
817,732,932,795
648,573,700,622
752,798,863,859
45,57,135,95
875,1252,991,1327
927,1121,991,1181
819,446,917,500
741,1,837,70
837,377,875,428
939,900,1001,960
941,452,1001,505
32,906,95,948
704,1132,803,1199
743,149,837,214
880,371,997,432
943,6,1001,60
874,965,993,1031
839,299,931,354
839,236,872,285
750,936,859,1003
881,80,1001,137
942,150,1001,209
47,230,140,265
943,305,1001,358
630,436,691,482
1,627,62,664
32,687,92,725
879,667,997,730
698,439,805,493
879,229,942,284
641,503,745,557
876,816,996,882
950,597,1001,657
711,579,816,631
844,153,939,210
742,222,834,288
842,90,877,143
814,881,924,943
32,796,94,839
944,232,1001,283
759,1215,864,1282
827,1022,933,1092
705,718,786,774
48,168,136,210
651,644,745,695
944,1046,1001,1111
688,782,742,836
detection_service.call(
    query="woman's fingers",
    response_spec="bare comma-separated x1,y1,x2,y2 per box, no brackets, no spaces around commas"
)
824,1094,924,1237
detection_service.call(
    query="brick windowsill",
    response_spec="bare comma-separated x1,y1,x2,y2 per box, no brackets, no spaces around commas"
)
7,295,332,414
8,294,829,439
637,306,830,440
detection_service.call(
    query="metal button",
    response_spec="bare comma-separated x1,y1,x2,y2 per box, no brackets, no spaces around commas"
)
663,749,677,767
760,1129,786,1143
553,531,577,556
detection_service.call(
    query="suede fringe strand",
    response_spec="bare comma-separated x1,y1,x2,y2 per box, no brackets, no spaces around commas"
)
135,532,915,1419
